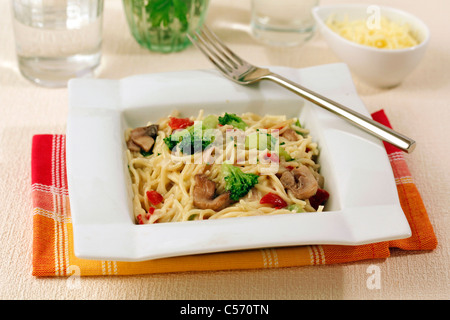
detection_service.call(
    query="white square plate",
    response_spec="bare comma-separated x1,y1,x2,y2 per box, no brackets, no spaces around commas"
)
67,63,411,262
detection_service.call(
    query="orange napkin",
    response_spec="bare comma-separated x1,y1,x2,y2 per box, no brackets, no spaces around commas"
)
31,110,437,276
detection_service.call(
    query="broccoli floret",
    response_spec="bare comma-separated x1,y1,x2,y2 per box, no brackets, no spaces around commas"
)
164,124,213,154
222,163,259,201
218,113,248,130
164,136,179,150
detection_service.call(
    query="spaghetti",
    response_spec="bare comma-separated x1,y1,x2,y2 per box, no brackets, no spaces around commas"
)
125,110,329,224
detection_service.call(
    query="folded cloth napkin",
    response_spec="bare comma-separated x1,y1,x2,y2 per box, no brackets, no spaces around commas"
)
31,110,437,276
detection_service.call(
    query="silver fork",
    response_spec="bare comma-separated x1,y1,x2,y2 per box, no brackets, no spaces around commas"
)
187,25,416,154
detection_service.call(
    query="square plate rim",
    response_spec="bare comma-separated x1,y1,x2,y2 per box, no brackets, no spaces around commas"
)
66,63,412,262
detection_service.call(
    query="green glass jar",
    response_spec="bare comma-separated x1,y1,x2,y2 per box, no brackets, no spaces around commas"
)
123,0,210,53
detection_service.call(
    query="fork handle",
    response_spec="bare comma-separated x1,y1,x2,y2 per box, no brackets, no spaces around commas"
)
264,73,416,153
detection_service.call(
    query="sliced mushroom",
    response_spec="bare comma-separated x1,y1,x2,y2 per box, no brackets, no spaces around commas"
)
280,165,318,199
127,124,159,152
193,174,231,211
127,139,141,152
281,128,300,141
311,170,325,189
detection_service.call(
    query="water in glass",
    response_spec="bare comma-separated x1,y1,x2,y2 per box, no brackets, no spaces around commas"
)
12,0,103,87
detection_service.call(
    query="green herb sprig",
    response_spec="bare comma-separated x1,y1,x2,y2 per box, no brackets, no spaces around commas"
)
144,0,190,30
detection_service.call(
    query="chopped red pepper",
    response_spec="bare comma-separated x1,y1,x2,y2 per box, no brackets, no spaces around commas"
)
145,207,155,220
136,214,144,225
286,166,294,170
263,152,279,163
309,188,330,210
260,192,287,209
146,190,164,205
168,117,194,130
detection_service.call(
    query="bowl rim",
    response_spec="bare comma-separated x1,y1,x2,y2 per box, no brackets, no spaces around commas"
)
312,4,431,53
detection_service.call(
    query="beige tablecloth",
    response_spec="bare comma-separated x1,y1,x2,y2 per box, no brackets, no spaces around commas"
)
0,0,448,299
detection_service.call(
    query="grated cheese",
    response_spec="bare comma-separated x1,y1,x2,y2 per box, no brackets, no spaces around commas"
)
326,15,419,49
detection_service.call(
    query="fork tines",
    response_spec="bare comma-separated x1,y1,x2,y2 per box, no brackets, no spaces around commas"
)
187,25,246,74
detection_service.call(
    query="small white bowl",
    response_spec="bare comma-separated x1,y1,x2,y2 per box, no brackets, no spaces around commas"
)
312,4,430,88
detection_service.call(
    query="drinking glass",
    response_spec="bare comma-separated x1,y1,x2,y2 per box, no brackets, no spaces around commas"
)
11,0,104,87
251,0,319,46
